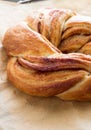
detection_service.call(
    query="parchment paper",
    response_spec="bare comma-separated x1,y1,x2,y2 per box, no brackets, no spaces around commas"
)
1,0,91,130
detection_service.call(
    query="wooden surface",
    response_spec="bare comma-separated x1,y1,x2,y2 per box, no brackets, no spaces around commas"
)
0,0,91,130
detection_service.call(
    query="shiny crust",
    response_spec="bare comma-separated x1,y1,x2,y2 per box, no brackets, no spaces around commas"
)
2,8,91,101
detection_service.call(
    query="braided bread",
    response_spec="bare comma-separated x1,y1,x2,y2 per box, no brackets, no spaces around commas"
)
2,8,91,101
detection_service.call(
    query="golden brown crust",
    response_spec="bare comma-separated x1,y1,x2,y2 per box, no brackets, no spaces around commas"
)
2,8,91,101
3,22,60,57
7,58,88,97
26,8,75,47
59,15,91,54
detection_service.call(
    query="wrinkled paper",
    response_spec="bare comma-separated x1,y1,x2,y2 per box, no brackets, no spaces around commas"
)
0,0,91,130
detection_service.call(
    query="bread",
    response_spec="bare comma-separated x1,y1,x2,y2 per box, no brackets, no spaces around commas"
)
2,8,91,101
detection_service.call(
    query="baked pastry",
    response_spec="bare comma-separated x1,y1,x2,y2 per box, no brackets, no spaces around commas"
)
2,8,91,101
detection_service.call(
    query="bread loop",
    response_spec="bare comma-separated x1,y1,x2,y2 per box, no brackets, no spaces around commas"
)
3,8,91,101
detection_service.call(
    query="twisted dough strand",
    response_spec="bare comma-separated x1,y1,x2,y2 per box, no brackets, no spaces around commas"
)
2,8,91,101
